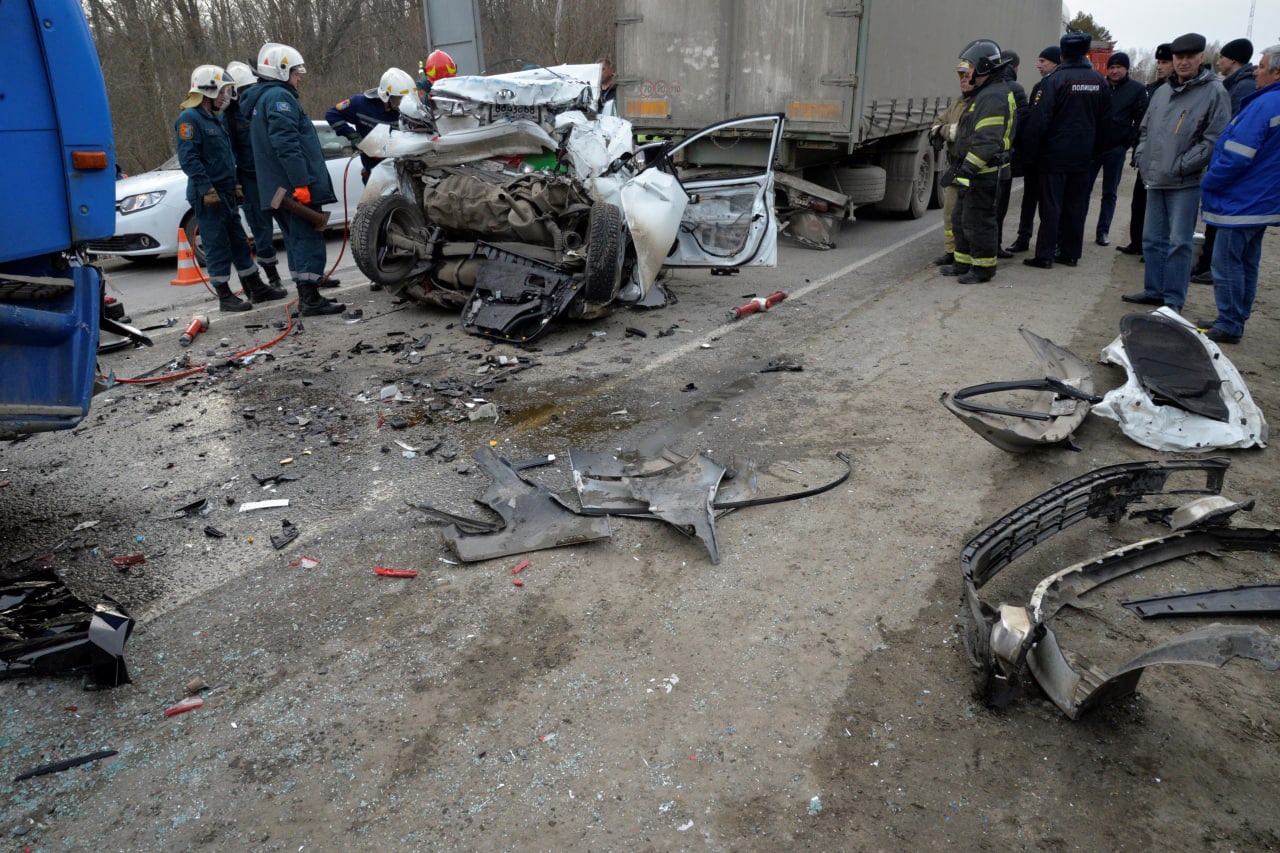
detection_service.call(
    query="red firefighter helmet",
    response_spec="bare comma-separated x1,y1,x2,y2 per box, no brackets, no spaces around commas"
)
424,49,457,83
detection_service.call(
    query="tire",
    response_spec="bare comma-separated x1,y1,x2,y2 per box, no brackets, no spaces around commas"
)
583,201,626,304
833,165,887,207
874,144,934,219
180,211,206,267
350,194,427,286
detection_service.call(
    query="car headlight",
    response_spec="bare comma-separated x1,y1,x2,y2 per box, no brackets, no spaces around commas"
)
118,190,166,214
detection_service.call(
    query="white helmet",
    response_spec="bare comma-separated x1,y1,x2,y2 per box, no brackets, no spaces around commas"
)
257,42,306,81
189,64,230,98
225,61,257,96
378,67,416,103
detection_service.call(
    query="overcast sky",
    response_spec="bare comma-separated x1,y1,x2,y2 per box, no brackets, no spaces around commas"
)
1073,0,1280,56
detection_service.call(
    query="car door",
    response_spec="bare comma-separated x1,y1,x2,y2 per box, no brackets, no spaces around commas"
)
661,113,784,268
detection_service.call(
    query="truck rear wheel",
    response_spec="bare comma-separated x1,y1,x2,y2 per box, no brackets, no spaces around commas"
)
834,165,888,207
351,194,426,286
584,201,626,304
875,143,934,219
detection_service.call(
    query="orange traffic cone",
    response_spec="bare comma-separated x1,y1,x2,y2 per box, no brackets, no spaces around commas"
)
170,227,203,286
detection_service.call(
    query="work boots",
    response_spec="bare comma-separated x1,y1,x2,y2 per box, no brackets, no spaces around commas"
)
240,270,287,303
214,283,251,312
297,282,345,316
262,263,284,287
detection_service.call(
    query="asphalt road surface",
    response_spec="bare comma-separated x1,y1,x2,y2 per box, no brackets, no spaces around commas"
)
5,176,1280,849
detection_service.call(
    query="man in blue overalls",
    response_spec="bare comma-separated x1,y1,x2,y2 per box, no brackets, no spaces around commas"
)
249,44,345,317
224,60,287,297
175,64,281,311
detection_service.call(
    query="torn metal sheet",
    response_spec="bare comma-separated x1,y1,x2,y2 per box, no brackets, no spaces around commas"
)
442,447,611,562
961,457,1232,712
1,569,133,686
626,452,727,564
1123,583,1280,619
940,328,1100,453
1094,308,1268,451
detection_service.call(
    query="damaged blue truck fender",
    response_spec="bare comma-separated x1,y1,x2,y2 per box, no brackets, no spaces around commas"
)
0,0,117,438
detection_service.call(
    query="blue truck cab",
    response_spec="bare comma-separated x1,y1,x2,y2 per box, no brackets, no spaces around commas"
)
0,0,116,438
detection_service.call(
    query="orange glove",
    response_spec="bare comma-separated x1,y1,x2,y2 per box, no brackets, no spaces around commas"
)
292,186,311,205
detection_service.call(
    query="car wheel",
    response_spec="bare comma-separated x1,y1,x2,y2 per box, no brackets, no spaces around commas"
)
351,194,427,285
180,212,207,267
584,201,626,304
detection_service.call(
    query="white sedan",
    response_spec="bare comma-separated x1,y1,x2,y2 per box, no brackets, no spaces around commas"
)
88,121,365,264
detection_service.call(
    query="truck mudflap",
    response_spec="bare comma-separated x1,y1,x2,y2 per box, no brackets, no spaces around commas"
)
0,258,102,439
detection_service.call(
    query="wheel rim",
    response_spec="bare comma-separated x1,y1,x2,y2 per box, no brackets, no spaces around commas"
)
375,207,420,277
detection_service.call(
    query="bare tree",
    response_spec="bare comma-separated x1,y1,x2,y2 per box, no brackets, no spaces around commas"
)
88,0,616,173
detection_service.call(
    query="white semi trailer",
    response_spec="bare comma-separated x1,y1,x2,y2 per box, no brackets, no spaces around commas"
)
614,0,1062,244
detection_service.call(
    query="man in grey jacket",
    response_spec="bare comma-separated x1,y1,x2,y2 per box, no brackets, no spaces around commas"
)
1122,32,1230,311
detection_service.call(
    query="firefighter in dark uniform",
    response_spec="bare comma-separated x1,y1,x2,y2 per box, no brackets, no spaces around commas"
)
939,39,1016,284
325,67,415,184
224,60,287,297
175,64,279,312
1020,31,1109,269
249,43,345,317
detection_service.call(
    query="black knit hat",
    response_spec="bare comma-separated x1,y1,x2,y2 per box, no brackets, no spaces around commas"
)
1107,52,1130,69
1039,45,1061,64
1220,38,1253,64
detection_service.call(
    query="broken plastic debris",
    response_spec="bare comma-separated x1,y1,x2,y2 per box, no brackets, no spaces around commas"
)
203,525,226,539
110,553,145,569
270,520,299,550
279,457,294,465
511,559,529,574
290,556,320,569
163,696,204,718
72,520,100,532
238,499,290,512
808,796,823,816
394,439,419,453
513,578,524,587
677,820,694,831
468,402,499,422
537,732,556,743
13,749,118,782
185,676,207,694
171,497,211,519
373,567,418,578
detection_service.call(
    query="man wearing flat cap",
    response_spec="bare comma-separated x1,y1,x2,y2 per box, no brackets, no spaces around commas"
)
1087,51,1147,246
1118,43,1174,255
1190,37,1259,282
1124,33,1230,311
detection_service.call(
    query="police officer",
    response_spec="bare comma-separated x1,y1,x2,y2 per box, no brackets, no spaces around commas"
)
249,43,345,317
325,67,415,184
224,60,287,298
1020,31,1109,269
939,39,1016,284
175,64,280,312
1005,46,1060,254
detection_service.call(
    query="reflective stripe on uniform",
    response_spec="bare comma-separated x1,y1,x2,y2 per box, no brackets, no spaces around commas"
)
1203,212,1280,226
1224,139,1258,159
965,152,986,167
970,255,998,269
975,116,1004,130
954,251,974,264
1271,115,1280,128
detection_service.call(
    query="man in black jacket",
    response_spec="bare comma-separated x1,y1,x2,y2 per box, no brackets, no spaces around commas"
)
1020,31,1109,269
1086,52,1147,246
1005,46,1059,254
1117,43,1173,255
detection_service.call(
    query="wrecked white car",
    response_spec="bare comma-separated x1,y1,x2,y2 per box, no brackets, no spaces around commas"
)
349,64,783,343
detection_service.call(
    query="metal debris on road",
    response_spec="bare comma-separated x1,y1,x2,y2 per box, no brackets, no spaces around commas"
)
270,520,299,550
13,749,118,783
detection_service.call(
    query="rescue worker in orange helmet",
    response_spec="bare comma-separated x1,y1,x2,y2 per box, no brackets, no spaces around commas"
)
417,49,457,97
